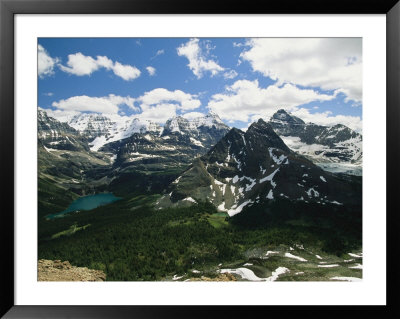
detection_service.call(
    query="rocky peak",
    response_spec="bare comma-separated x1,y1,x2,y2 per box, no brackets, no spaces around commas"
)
246,119,291,152
163,116,191,134
226,127,245,139
163,112,229,136
271,109,305,125
206,111,224,123
38,108,48,121
268,110,362,167
38,109,90,152
38,109,79,138
68,113,116,138
127,118,162,134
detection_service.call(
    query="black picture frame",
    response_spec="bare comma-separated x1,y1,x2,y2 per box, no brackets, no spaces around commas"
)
1,0,399,317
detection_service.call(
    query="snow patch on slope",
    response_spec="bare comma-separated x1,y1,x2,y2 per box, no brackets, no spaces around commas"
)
227,200,253,217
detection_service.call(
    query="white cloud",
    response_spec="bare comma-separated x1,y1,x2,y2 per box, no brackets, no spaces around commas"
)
52,94,137,114
133,88,201,123
39,107,80,123
233,42,245,47
240,38,362,103
38,45,59,78
207,79,335,122
223,70,238,79
152,49,165,59
137,103,177,123
58,52,100,76
177,38,224,78
47,88,200,124
112,61,141,81
137,88,201,111
43,92,54,96
58,52,140,80
146,66,156,76
96,55,114,69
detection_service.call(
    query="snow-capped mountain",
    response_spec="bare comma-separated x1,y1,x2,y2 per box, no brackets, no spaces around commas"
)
38,108,230,176
156,119,361,215
100,113,230,171
47,110,229,153
268,109,362,174
68,113,117,139
161,113,229,149
38,109,90,152
37,109,114,197
162,112,228,135
37,108,362,216
66,113,162,152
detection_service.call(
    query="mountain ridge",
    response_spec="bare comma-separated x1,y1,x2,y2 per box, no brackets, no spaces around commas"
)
156,118,361,215
268,109,362,168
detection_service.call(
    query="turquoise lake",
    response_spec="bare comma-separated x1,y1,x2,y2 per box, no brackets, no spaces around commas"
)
47,193,121,219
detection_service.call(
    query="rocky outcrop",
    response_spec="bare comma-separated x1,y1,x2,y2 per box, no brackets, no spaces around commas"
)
38,259,106,281
188,273,237,281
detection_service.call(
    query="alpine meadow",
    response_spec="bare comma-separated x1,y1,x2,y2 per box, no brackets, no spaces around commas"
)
37,38,362,282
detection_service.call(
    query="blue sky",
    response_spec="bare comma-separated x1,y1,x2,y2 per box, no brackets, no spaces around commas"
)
38,38,362,131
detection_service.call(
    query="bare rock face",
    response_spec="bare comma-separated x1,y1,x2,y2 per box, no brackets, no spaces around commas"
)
38,259,106,281
188,273,237,281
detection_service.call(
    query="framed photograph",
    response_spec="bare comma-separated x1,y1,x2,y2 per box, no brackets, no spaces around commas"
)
1,0,399,317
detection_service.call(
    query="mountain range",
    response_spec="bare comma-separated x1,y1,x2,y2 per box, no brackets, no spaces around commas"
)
37,109,231,199
156,118,361,214
37,107,362,217
100,113,230,171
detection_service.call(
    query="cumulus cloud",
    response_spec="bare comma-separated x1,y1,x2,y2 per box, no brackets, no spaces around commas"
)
207,79,335,123
137,88,201,111
146,66,156,76
177,38,224,78
134,88,201,123
38,45,59,78
240,38,362,103
58,52,141,80
95,55,114,69
58,52,100,76
112,61,141,80
39,107,80,123
47,87,200,124
137,103,178,123
52,94,137,114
